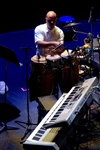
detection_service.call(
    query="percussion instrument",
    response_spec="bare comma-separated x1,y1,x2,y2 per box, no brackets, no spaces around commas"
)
63,22,80,28
29,55,55,101
46,54,62,70
61,49,75,66
31,55,47,63
59,50,79,93
30,55,47,72
58,16,75,27
58,16,75,41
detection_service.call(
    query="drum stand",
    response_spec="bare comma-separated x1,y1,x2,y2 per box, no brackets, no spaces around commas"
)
15,47,37,141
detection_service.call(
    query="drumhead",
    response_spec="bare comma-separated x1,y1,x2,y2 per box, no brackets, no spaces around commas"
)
61,50,72,58
46,54,61,61
31,55,47,63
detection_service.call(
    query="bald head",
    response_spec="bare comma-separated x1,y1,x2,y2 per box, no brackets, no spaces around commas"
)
46,11,57,30
46,11,57,19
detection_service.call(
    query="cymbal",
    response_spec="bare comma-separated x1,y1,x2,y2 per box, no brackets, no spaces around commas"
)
63,22,81,28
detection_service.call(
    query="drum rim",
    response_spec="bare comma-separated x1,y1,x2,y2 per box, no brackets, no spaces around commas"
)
61,50,72,58
31,55,47,63
46,54,61,60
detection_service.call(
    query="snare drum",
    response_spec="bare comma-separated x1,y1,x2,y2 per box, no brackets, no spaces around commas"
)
46,54,62,70
61,50,74,66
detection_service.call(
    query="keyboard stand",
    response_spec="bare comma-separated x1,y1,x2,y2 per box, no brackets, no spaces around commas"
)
37,95,57,124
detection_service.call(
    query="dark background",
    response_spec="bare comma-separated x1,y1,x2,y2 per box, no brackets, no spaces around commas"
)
0,1,100,150
1,1,100,32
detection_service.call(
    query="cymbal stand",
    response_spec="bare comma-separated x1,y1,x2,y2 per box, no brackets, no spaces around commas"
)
15,47,37,141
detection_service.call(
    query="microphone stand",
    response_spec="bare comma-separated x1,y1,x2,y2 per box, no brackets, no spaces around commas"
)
88,7,94,61
97,37,100,83
88,7,94,77
15,47,37,141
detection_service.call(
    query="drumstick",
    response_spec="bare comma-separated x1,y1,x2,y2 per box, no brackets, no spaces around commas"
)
51,44,63,52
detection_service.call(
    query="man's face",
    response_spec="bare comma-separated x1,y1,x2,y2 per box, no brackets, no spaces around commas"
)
46,16,57,30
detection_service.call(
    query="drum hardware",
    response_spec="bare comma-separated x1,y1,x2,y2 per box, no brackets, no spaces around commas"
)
63,22,81,28
72,28,88,35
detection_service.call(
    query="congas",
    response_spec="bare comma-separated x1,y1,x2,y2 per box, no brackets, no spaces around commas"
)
30,55,47,72
29,55,55,101
59,52,79,93
61,50,75,66
46,54,62,70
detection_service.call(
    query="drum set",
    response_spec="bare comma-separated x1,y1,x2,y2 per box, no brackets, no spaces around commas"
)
29,45,90,101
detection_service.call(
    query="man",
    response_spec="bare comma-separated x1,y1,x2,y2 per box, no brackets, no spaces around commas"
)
34,11,64,56
29,11,65,104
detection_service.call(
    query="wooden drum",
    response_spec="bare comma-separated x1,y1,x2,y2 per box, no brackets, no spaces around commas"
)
29,55,55,101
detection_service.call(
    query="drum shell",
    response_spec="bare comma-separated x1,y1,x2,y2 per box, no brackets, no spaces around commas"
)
46,58,62,70
30,60,47,73
61,56,74,66
46,55,62,70
29,61,55,101
59,57,79,93
61,50,75,66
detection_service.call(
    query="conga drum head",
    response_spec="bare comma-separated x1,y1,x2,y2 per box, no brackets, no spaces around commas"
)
30,55,47,73
46,54,60,61
61,50,73,66
31,55,47,63
61,50,72,58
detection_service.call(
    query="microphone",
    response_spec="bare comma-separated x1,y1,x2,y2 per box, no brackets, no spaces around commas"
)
88,7,94,23
37,53,40,61
88,32,93,40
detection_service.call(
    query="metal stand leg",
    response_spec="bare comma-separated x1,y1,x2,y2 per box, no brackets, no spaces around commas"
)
15,48,37,141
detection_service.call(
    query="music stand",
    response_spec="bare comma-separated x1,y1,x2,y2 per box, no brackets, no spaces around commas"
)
15,47,37,141
0,44,21,133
